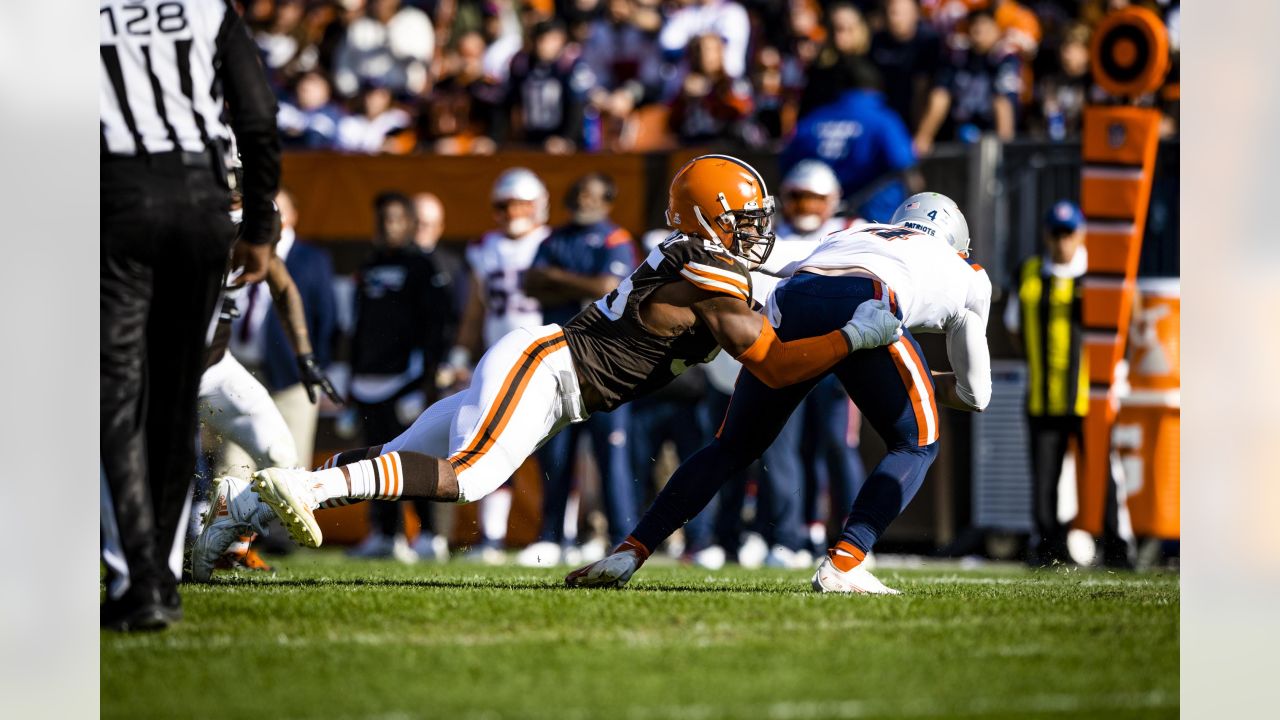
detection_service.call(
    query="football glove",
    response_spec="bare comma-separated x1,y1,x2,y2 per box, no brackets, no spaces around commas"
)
840,298,904,351
297,353,342,405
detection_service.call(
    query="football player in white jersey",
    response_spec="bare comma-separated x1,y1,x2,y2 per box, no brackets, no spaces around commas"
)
443,168,552,562
567,192,992,594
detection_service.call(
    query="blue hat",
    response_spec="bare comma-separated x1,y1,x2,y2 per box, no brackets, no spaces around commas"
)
1045,200,1083,233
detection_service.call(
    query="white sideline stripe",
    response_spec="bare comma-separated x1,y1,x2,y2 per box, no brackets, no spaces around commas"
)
680,269,748,300
292,690,1176,720
685,261,747,285
1083,165,1146,181
1080,276,1131,290
1086,221,1137,236
890,340,937,444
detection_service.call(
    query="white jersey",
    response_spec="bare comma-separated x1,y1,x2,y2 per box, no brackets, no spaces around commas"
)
768,222,993,411
754,216,861,304
466,226,551,348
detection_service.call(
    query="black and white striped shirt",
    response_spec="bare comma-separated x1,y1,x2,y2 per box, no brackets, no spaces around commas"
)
100,0,281,244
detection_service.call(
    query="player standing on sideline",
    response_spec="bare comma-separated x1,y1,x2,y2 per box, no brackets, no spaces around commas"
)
518,173,639,567
101,0,279,630
567,192,992,594
190,183,340,582
203,155,901,555
346,192,457,563
441,169,552,563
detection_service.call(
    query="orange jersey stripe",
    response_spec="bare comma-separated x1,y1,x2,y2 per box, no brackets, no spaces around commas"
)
683,263,750,293
680,269,749,301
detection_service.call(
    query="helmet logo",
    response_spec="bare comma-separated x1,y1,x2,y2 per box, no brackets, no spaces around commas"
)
902,221,936,236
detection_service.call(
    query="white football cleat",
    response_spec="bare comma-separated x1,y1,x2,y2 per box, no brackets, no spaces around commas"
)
737,532,768,569
516,540,563,568
191,476,273,582
251,467,322,548
811,556,901,595
565,549,642,588
690,545,726,571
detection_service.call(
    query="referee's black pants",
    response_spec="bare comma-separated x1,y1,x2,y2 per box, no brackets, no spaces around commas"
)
1028,414,1133,567
1027,414,1081,565
101,153,232,615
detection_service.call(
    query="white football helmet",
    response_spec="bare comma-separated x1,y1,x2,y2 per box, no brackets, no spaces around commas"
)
491,167,549,236
781,160,841,233
890,192,970,256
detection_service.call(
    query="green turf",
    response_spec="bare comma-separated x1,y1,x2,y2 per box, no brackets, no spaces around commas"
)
101,553,1178,719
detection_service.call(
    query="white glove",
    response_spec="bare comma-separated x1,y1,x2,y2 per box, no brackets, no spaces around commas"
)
840,298,904,351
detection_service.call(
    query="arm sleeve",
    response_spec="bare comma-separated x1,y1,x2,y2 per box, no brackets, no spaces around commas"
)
946,308,992,411
735,316,851,390
216,7,281,246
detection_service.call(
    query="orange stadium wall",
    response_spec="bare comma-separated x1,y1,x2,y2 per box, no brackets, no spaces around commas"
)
283,152,658,243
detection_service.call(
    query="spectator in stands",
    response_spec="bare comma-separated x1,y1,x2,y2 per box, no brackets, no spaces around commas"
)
914,8,1020,154
225,187,338,483
501,19,598,153
519,173,638,566
582,0,667,131
348,192,457,563
1035,22,1094,141
780,62,919,222
481,1,528,85
797,2,879,118
659,0,752,79
333,0,435,98
253,0,320,89
418,30,502,154
749,46,792,144
870,0,943,132
278,70,343,149
336,83,413,153
667,33,757,147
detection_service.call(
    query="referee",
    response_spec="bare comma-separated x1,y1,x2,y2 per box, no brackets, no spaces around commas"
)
101,0,280,631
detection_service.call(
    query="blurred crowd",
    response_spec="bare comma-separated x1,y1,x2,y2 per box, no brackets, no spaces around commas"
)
242,0,1181,156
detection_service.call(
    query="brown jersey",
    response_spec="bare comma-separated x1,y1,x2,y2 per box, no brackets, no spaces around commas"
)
563,233,753,411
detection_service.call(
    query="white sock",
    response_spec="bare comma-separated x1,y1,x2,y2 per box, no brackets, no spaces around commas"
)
481,488,512,543
308,452,404,505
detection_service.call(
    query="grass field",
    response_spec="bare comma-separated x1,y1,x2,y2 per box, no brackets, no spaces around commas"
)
101,552,1178,719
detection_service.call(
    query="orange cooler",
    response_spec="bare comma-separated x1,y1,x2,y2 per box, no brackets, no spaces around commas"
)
1114,278,1180,539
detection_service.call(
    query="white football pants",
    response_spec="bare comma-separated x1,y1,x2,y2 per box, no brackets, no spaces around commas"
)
383,324,587,502
198,353,299,476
